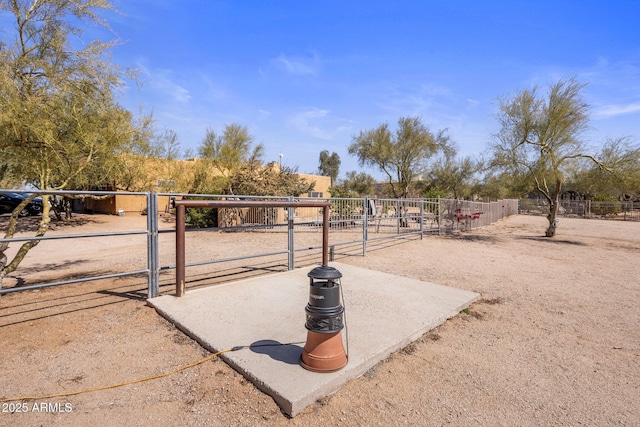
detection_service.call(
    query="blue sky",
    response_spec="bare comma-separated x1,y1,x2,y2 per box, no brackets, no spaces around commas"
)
102,1,639,179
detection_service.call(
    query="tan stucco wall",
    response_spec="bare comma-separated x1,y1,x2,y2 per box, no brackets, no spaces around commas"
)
87,165,331,215
293,173,331,219
89,194,172,215
296,173,331,198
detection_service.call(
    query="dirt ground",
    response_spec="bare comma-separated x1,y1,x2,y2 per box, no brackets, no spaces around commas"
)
1,213,639,426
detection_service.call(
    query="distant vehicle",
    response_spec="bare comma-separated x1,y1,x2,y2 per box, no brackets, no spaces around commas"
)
0,192,44,216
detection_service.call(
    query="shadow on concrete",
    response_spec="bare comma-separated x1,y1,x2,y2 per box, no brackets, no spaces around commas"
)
250,339,305,365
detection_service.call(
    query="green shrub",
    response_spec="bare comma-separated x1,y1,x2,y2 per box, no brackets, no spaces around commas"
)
185,208,218,228
591,195,622,215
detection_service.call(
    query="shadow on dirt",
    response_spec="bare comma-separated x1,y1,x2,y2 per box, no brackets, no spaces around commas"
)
0,213,106,234
323,234,422,263
446,234,501,243
0,214,47,233
0,278,148,327
6,259,91,276
517,236,587,246
98,287,147,301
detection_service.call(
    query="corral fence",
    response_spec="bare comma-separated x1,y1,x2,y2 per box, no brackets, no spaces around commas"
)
520,199,640,221
0,190,518,298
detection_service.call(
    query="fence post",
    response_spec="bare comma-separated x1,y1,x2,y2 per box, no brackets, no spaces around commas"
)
363,197,368,256
437,197,442,235
419,200,424,239
287,196,294,270
175,204,186,297
147,192,159,298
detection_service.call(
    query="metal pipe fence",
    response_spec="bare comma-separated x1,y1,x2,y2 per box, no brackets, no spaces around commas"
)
519,199,640,221
171,198,331,297
0,190,156,296
0,189,518,298
438,198,519,232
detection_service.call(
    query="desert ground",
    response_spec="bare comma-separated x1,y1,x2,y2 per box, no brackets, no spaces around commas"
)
0,213,639,426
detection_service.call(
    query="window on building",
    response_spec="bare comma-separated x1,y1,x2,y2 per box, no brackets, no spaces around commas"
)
156,179,176,190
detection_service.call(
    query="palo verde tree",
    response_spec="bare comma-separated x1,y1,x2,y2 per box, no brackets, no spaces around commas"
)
490,77,605,237
195,123,317,197
330,171,376,198
190,124,313,227
153,129,193,192
0,0,151,290
114,121,165,193
195,124,265,195
570,137,640,200
479,170,533,200
199,124,264,166
424,141,482,199
349,116,447,199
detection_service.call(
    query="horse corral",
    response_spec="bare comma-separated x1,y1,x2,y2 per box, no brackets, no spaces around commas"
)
1,214,638,426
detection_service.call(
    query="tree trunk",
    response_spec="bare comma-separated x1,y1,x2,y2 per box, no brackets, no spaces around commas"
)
65,197,73,220
0,196,52,294
545,208,558,237
545,180,562,237
0,249,7,301
0,200,30,296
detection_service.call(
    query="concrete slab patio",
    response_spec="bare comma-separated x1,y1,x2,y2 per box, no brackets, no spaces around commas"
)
148,262,479,416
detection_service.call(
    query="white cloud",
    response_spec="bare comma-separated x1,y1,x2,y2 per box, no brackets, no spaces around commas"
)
379,82,454,117
197,73,228,100
289,107,352,140
466,98,481,109
593,102,640,119
155,76,191,103
137,65,192,103
577,58,640,120
172,86,192,103
290,108,330,139
272,52,320,76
